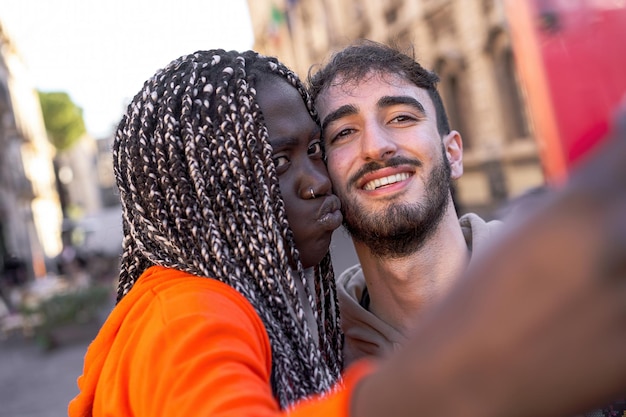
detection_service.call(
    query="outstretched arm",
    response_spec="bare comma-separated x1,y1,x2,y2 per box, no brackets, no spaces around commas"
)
352,106,626,417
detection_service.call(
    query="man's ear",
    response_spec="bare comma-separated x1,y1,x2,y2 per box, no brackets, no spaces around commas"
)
443,130,463,179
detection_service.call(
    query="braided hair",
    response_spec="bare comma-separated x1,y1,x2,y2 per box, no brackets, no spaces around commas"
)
112,49,342,408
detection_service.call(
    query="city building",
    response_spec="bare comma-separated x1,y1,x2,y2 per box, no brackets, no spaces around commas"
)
0,21,63,278
94,134,118,209
55,134,103,220
247,0,545,217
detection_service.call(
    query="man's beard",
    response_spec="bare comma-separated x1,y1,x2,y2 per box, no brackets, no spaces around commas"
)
339,146,452,258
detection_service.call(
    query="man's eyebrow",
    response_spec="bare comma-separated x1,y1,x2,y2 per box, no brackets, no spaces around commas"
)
321,104,358,132
378,95,426,115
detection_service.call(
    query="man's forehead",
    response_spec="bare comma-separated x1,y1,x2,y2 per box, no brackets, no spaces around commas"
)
325,70,407,92
319,70,430,107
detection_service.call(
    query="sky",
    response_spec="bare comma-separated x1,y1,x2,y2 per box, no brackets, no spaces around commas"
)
0,0,254,138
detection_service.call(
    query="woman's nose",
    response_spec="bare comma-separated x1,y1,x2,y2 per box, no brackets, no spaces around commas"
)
302,161,332,199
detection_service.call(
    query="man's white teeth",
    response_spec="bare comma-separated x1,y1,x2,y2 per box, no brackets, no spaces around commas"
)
363,172,410,191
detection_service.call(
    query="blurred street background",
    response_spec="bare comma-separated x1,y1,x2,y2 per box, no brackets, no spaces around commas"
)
0,2,256,414
0,300,111,417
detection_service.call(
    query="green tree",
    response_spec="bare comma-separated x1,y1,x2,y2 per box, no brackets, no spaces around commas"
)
38,91,86,151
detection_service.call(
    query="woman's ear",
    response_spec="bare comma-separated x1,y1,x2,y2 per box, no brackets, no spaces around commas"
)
443,130,463,179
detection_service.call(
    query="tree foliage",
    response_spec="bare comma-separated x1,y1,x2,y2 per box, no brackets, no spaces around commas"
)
38,91,86,151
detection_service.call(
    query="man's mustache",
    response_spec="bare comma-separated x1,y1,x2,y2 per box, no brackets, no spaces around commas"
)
348,157,423,189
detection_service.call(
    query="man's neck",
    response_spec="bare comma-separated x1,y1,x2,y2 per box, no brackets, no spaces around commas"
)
353,212,470,335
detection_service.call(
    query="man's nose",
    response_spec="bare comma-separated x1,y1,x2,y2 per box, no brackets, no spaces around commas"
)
360,122,397,161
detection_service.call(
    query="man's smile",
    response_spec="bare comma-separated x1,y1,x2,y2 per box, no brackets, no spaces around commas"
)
363,172,411,191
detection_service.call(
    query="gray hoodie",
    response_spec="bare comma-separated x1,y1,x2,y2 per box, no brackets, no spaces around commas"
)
337,213,502,366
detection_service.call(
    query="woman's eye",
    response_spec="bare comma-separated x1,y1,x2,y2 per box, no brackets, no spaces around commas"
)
308,140,323,156
273,155,290,169
339,128,352,137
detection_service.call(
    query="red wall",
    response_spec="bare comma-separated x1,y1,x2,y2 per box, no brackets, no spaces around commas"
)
505,0,626,183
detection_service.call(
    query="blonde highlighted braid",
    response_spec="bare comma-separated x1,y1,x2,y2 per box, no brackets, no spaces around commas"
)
112,50,342,407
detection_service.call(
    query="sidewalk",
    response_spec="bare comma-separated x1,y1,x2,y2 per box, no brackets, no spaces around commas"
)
0,320,100,417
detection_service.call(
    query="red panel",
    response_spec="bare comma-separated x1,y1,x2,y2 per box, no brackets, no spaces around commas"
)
505,0,626,183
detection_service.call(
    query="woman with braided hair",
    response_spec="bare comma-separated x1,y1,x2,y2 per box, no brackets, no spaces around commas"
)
69,47,626,417
69,49,352,416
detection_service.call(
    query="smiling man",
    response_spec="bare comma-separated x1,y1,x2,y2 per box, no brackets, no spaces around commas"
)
308,40,501,365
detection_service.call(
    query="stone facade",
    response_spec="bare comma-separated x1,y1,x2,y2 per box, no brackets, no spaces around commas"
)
247,0,545,217
55,134,104,219
0,21,62,278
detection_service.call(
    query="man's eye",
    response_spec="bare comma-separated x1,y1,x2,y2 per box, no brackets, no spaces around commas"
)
308,140,323,156
390,114,417,124
325,128,354,145
337,128,356,139
273,155,289,168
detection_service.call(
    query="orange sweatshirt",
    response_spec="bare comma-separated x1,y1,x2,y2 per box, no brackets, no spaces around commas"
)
68,266,374,417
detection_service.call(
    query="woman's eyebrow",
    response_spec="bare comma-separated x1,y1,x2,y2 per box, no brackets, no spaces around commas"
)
310,126,322,140
269,136,300,150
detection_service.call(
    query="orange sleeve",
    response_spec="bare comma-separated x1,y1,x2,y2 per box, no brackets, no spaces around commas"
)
102,273,376,417
126,280,278,416
288,360,377,417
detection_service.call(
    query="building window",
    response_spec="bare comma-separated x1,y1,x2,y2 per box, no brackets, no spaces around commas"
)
435,57,473,149
384,0,402,24
387,29,412,52
487,29,530,142
425,1,456,40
